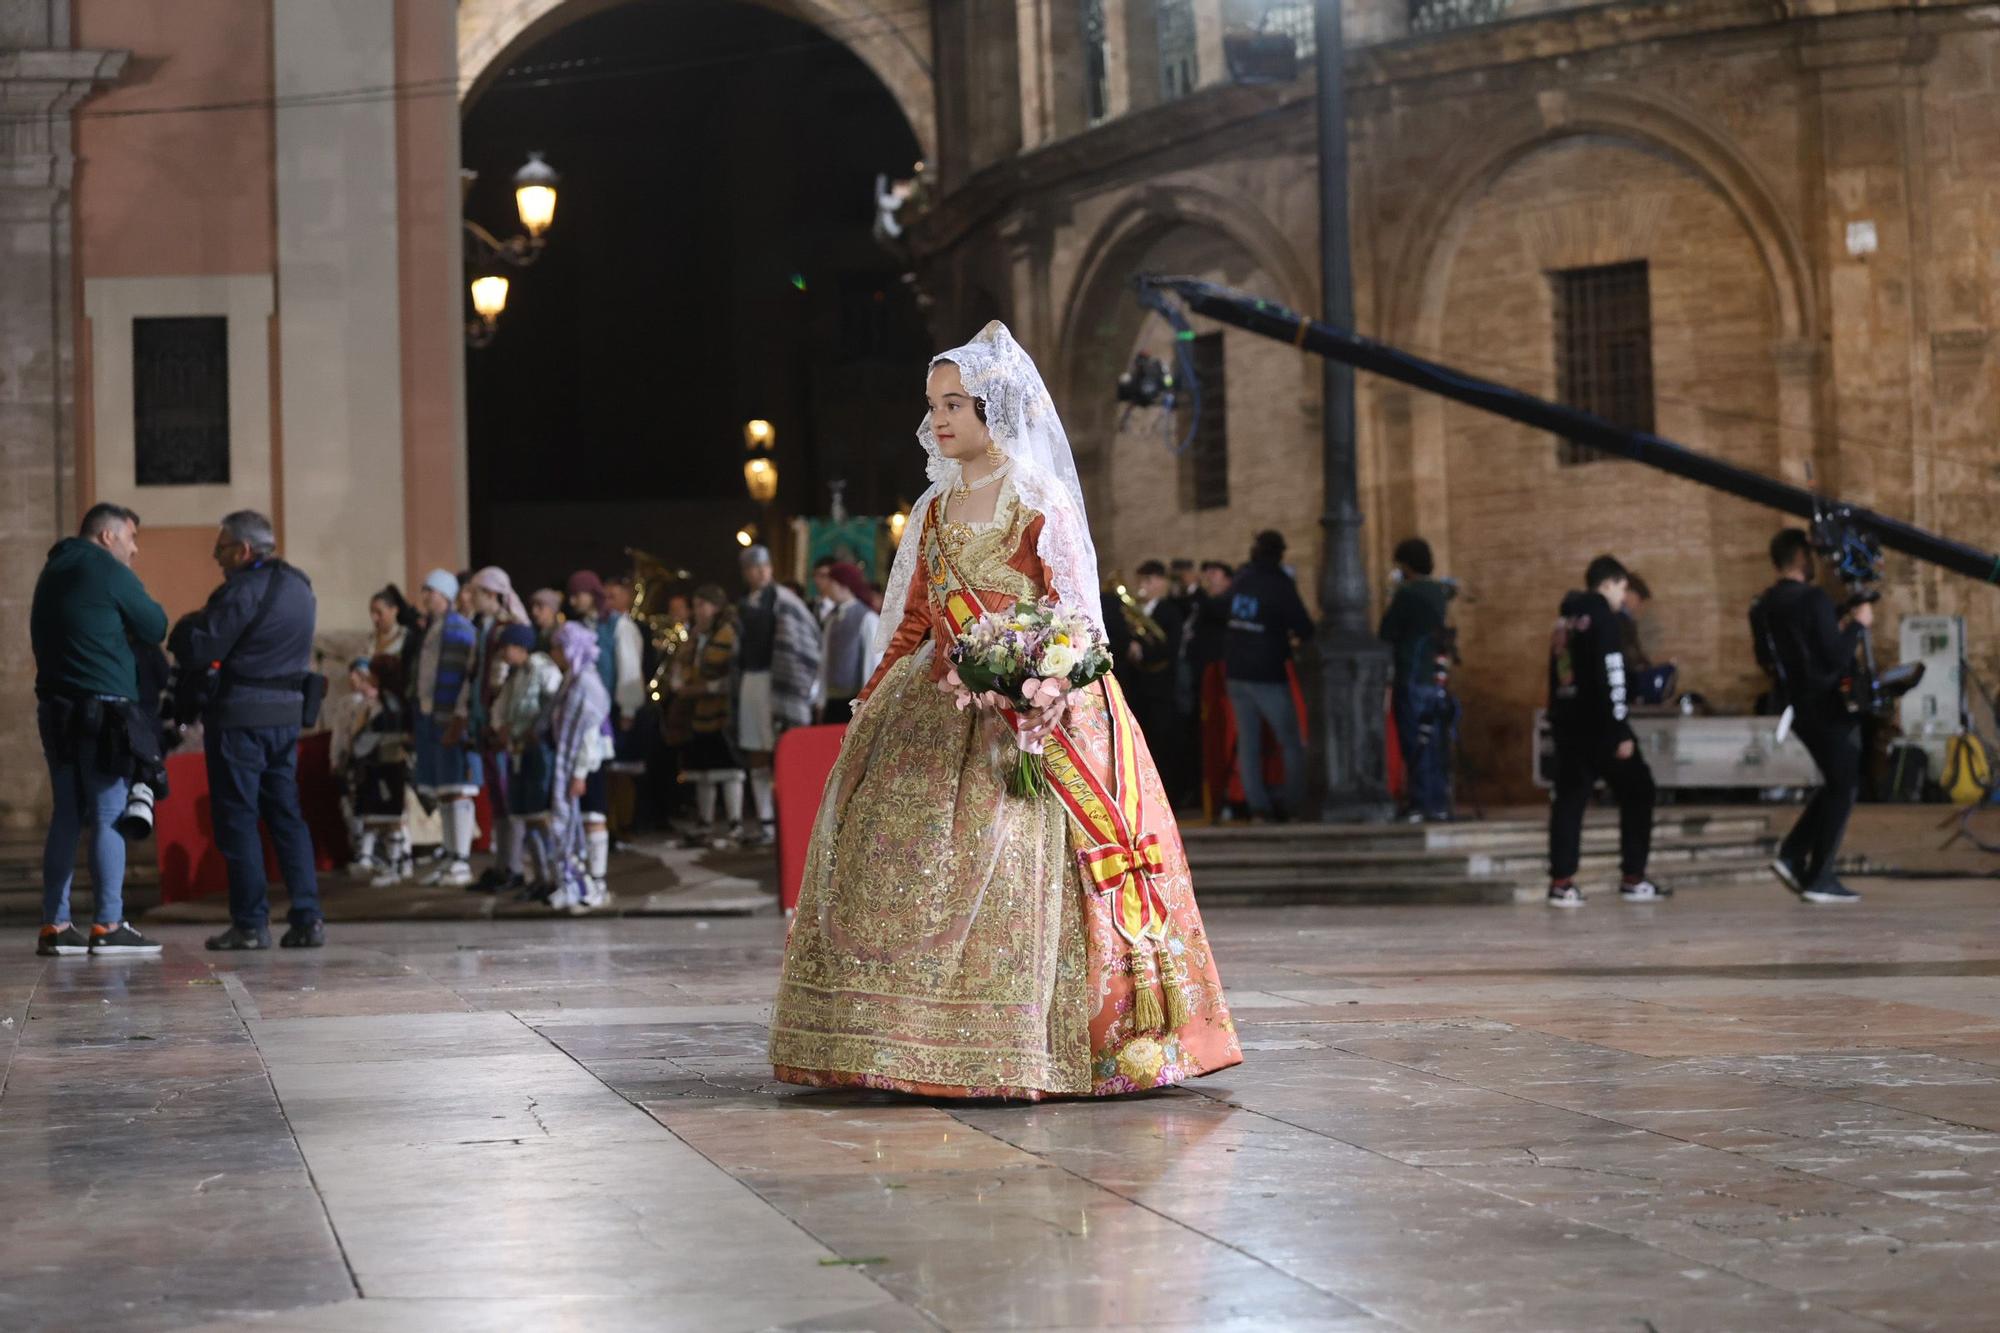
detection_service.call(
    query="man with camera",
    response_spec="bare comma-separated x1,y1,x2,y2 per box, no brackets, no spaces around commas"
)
185,510,327,949
29,503,170,956
1755,528,1869,905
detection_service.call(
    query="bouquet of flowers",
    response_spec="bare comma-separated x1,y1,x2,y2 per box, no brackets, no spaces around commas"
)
943,597,1115,797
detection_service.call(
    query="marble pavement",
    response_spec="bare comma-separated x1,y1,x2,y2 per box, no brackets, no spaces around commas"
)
7,878,2000,1330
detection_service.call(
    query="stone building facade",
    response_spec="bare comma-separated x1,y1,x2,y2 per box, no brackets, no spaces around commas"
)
915,0,2000,797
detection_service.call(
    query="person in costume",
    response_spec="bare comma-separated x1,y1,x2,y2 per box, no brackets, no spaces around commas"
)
661,586,749,848
410,569,481,888
491,622,562,896
543,619,613,913
466,566,529,891
768,322,1241,1098
360,584,419,884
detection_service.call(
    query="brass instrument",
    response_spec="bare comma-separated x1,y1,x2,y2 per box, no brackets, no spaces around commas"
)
1109,581,1167,648
626,546,692,703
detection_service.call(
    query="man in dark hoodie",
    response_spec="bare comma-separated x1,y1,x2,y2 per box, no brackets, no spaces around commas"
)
29,503,169,956
1225,530,1315,821
1378,536,1453,822
1755,528,1869,904
1546,554,1663,908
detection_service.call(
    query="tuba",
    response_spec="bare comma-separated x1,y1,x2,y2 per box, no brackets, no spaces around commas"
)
626,547,691,703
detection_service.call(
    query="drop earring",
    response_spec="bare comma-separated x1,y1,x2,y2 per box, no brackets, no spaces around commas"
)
985,439,1006,465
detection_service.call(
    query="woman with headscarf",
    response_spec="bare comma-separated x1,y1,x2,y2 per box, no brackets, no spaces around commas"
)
768,323,1240,1099
814,562,882,726
543,619,613,913
466,566,529,892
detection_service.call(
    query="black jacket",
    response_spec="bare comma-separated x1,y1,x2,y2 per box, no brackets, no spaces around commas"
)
1118,597,1184,705
1378,578,1451,688
187,559,319,730
1755,578,1862,724
1224,561,1314,684
1548,589,1633,743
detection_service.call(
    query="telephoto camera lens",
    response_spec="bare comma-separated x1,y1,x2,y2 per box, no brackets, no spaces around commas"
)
115,782,156,841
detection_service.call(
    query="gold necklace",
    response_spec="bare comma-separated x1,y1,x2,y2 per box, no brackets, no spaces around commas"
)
950,462,1010,503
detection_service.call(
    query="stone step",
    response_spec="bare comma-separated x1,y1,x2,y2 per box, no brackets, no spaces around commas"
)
1191,873,1517,907
1180,813,1770,855
1193,854,1779,907
1503,857,1783,903
1185,833,1773,873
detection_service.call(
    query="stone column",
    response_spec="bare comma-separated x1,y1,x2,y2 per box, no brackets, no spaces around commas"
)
0,3,126,830
1017,0,1088,148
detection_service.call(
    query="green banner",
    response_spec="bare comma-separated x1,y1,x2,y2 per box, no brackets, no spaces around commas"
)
806,517,887,582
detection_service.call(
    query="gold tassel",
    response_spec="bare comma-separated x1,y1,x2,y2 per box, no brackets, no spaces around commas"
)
1161,941,1191,1033
1130,941,1166,1034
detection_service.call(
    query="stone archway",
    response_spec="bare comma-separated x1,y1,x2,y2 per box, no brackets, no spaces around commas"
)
1382,85,1815,351
1053,185,1319,585
1380,96,1807,800
457,0,935,159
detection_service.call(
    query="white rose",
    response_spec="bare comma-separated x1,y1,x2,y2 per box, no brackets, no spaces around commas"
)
1039,642,1080,677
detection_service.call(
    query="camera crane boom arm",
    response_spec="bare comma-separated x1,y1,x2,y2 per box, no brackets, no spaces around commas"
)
1133,274,2000,587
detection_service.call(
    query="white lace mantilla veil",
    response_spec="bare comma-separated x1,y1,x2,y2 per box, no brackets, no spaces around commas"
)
871,321,1106,665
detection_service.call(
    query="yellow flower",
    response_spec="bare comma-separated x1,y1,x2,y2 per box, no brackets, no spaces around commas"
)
1116,1037,1167,1084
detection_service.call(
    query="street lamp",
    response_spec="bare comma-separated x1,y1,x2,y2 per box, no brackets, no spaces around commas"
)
466,274,510,348
464,152,560,347
744,456,779,503
743,418,778,502
513,151,559,238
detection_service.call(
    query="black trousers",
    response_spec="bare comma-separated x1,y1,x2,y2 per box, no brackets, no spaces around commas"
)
1549,732,1656,882
1783,714,1862,888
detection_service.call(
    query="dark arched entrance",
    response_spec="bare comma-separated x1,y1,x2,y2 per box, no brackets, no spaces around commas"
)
460,0,930,591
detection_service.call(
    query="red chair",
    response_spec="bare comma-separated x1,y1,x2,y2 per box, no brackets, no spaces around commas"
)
773,724,846,913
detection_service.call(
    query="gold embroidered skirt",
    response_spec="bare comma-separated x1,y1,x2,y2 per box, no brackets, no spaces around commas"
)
769,653,1240,1099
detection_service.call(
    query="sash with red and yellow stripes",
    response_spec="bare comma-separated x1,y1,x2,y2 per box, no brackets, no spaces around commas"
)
925,519,1169,949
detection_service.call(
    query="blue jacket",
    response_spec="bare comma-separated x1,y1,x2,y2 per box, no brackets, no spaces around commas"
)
187,559,318,729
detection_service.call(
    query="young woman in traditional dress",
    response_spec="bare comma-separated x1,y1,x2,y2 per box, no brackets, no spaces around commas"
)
769,322,1240,1098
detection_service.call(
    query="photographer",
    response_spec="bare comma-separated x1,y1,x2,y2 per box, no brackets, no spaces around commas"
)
1756,528,1868,905
29,503,169,956
187,510,326,950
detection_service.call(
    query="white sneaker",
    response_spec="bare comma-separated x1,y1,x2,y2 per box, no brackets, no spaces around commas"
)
346,857,380,882
546,886,578,912
437,860,474,889
1546,884,1584,909
371,859,412,888
574,878,612,915
1618,879,1672,903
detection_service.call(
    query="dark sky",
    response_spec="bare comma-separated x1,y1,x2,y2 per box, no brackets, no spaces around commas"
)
461,0,930,568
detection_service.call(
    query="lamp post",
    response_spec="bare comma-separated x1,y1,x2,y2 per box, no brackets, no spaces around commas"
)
1311,0,1392,819
464,152,560,346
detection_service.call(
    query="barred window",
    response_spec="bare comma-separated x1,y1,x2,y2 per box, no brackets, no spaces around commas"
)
1082,0,1110,125
1408,0,1513,35
1159,0,1198,99
1260,1,1314,59
133,316,230,486
1550,261,1653,468
1178,333,1229,511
